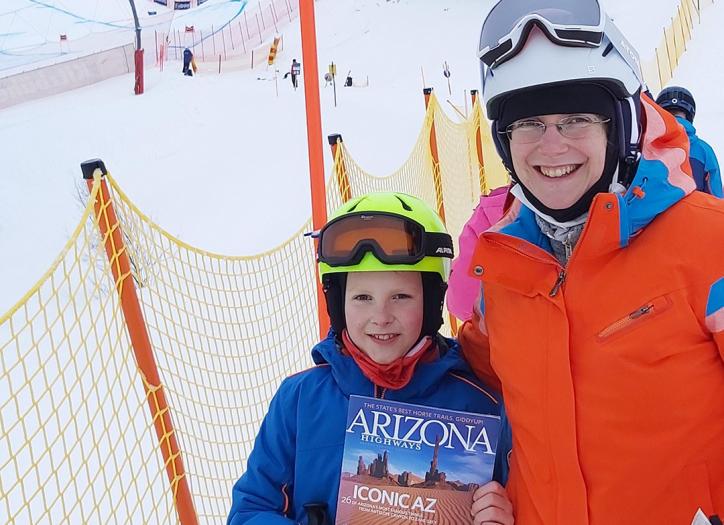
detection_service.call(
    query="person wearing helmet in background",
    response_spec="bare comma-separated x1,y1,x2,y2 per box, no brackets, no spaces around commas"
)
227,192,514,525
458,1,724,524
656,86,722,197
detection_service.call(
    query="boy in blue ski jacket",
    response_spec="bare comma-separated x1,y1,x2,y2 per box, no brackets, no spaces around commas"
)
657,86,722,197
227,192,513,525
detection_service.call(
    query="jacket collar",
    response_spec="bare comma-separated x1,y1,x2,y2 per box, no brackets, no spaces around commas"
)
311,332,470,398
675,115,696,138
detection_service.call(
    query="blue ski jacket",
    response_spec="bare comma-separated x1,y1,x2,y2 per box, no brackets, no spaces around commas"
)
227,332,508,525
677,116,722,197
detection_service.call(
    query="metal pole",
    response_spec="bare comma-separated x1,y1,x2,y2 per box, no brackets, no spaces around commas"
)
128,0,141,50
128,0,144,94
331,61,337,107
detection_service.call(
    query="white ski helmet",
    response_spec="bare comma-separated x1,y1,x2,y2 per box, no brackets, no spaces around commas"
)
479,1,647,180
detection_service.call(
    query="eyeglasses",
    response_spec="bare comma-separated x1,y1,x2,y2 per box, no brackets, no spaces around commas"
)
502,114,611,144
314,212,454,267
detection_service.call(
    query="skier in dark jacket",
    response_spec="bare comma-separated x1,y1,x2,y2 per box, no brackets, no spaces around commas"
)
290,58,301,89
656,86,722,197
227,192,513,525
182,48,194,77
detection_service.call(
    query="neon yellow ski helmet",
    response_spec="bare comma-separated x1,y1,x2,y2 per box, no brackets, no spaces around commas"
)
317,192,452,282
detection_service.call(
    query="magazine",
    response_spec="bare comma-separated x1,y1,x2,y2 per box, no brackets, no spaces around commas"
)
336,395,501,525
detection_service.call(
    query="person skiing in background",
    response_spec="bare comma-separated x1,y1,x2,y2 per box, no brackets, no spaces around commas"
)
227,192,513,525
656,86,722,197
459,0,724,523
289,58,301,89
182,47,194,77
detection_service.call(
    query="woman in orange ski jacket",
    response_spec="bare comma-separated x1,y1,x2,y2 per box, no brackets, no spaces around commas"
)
460,1,724,524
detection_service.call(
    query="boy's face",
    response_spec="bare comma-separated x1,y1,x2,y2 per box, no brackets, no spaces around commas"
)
344,271,424,364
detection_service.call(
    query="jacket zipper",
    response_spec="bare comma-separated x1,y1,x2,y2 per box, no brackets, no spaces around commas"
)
563,239,573,261
597,296,671,340
374,385,387,399
485,235,566,298
549,269,566,297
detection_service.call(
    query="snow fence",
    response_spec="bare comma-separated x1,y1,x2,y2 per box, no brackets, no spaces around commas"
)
641,0,713,94
0,91,506,524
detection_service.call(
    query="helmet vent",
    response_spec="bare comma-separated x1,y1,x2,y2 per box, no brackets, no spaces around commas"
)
395,195,413,211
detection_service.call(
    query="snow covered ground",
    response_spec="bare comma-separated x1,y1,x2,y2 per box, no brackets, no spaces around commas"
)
0,0,720,314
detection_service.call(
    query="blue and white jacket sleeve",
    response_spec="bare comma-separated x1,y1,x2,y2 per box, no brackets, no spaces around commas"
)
705,146,722,198
227,381,297,525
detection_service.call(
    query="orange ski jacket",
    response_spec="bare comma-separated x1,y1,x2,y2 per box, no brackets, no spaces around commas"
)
459,96,724,525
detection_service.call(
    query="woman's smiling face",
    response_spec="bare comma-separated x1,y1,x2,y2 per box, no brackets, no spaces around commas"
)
510,113,608,210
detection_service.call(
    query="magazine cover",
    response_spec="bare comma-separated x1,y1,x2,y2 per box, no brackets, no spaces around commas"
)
336,395,501,525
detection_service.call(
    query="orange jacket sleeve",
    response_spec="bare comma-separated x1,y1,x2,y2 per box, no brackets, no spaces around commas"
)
458,310,501,394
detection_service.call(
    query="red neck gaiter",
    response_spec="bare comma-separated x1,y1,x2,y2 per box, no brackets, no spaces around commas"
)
341,330,436,390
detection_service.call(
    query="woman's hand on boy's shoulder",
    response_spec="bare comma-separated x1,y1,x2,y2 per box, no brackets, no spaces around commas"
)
471,481,514,525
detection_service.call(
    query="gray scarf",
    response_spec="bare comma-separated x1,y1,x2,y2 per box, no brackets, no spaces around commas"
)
535,215,585,265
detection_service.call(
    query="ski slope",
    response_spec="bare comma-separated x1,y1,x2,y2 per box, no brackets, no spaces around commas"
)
1,0,720,315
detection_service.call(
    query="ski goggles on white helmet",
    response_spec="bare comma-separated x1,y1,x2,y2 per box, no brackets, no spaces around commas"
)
478,0,646,98
478,0,606,68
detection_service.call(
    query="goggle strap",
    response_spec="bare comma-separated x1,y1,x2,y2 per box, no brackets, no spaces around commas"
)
423,232,454,258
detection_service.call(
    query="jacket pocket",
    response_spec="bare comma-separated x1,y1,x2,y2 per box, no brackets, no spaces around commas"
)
596,294,673,342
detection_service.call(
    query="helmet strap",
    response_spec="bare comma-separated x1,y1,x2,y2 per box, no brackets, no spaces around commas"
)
420,273,447,339
323,273,347,339
617,93,642,186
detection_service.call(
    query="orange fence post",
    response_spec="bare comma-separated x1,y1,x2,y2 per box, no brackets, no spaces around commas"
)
422,88,458,334
328,134,351,203
300,0,330,339
422,88,447,222
470,89,489,196
81,159,199,525
134,49,144,95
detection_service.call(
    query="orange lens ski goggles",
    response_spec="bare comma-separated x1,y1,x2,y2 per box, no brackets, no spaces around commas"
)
316,212,453,267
